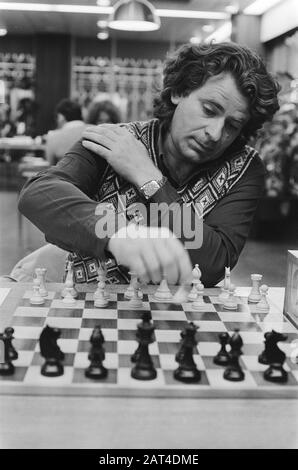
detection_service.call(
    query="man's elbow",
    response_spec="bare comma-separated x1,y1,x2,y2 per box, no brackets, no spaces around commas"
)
18,178,39,221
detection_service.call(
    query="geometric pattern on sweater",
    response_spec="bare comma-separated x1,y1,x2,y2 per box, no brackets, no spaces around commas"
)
70,119,257,284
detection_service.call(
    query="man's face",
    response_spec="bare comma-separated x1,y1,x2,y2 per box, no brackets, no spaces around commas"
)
169,73,250,164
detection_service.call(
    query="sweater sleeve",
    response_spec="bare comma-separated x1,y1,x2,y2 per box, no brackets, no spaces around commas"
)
18,140,112,259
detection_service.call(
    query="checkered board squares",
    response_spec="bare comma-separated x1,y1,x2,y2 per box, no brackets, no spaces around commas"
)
1,289,298,398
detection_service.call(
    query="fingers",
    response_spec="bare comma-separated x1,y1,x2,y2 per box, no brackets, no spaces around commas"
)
140,242,163,284
82,139,110,158
83,129,118,146
167,238,192,285
152,239,180,285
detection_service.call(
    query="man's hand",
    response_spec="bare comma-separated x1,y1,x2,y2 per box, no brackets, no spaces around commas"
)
82,124,163,187
107,224,192,285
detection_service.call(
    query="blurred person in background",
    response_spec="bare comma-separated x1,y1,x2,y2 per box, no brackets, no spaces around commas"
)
85,100,121,125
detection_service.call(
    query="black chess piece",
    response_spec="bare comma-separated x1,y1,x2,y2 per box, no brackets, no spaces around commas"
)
223,330,245,382
0,332,15,376
85,326,108,379
131,311,151,363
39,325,65,377
261,330,288,383
213,332,230,366
4,327,18,361
174,322,201,383
131,312,157,381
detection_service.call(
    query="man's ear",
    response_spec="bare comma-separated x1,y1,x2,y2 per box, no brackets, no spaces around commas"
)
171,93,181,105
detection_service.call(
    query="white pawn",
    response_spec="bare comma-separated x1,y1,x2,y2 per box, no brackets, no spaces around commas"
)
35,268,48,297
128,278,143,308
94,280,109,308
30,278,45,305
188,264,202,301
256,284,270,313
223,284,238,310
62,280,76,305
248,274,262,303
94,267,109,303
61,261,78,299
124,271,136,299
218,266,231,303
172,284,188,303
192,283,206,311
154,278,172,301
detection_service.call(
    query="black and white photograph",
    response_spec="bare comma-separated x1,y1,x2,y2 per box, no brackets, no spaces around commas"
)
0,0,298,451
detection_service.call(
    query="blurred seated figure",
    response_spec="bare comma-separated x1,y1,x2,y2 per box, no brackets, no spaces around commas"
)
86,100,121,125
1,244,68,283
16,97,37,137
0,104,16,138
46,98,86,165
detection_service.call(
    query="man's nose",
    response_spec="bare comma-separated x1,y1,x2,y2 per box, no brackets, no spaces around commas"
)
205,118,224,142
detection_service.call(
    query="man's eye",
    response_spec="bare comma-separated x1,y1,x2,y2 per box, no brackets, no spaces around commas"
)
227,122,240,132
203,106,216,116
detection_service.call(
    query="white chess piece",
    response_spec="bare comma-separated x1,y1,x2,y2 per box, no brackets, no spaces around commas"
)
124,271,137,299
94,266,109,303
62,280,76,305
255,284,270,313
248,274,262,303
30,278,45,305
223,284,238,310
35,268,48,297
61,261,78,299
172,284,189,303
188,264,202,301
94,280,109,308
128,278,143,308
154,278,172,301
192,283,206,311
218,266,231,303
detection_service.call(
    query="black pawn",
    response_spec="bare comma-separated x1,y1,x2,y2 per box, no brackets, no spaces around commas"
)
85,326,108,379
131,313,157,381
4,327,18,361
0,333,14,376
223,330,245,382
174,322,201,383
213,332,230,366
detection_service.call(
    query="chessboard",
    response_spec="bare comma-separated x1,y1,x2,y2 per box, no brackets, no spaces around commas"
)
0,283,298,398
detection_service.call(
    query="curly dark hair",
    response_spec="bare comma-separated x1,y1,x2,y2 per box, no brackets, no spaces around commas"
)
154,42,281,144
86,100,121,125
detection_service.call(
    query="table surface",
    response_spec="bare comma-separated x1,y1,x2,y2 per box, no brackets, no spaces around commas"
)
0,281,297,449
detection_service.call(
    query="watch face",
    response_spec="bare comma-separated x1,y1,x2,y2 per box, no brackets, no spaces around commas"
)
143,181,160,198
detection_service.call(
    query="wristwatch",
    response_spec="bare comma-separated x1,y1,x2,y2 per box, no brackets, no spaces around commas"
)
138,176,167,200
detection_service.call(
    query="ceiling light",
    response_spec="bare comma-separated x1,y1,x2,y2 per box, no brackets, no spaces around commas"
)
0,3,229,20
244,0,282,15
0,28,7,36
97,31,109,40
97,0,111,6
109,0,160,31
205,22,232,43
225,4,239,14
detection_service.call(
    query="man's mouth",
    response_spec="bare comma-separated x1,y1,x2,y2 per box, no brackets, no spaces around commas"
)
192,139,215,153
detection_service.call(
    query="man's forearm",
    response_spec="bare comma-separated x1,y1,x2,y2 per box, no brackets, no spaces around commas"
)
18,174,110,259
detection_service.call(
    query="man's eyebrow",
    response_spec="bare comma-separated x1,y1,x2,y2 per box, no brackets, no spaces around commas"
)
205,99,247,123
205,99,224,112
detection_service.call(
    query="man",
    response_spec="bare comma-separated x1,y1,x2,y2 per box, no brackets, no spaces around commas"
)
19,42,280,287
45,98,86,165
